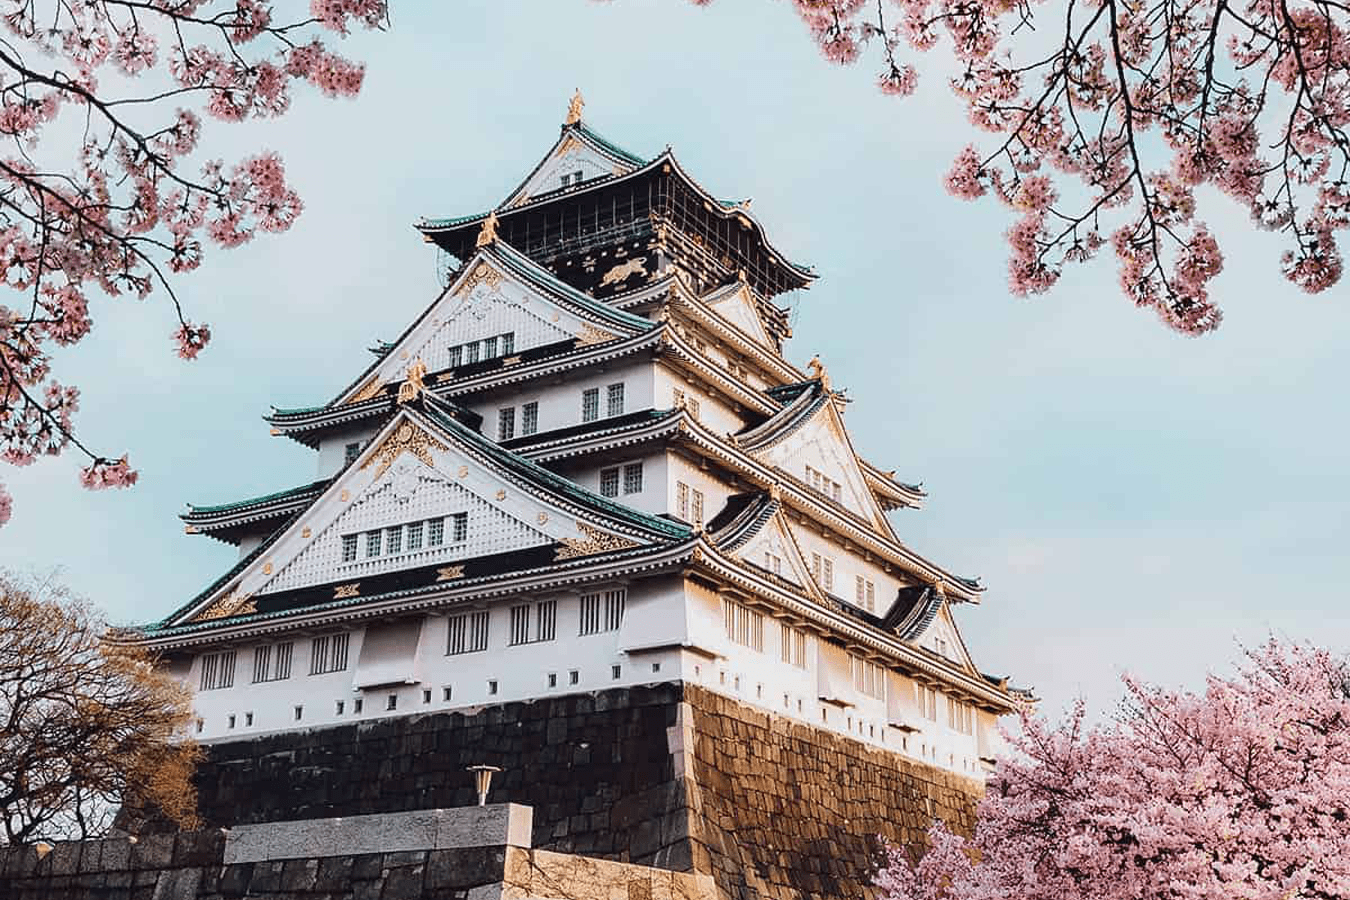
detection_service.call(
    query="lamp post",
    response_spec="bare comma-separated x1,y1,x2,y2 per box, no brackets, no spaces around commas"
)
466,764,502,807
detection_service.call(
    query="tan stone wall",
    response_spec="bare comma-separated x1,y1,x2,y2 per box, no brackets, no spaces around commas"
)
680,686,984,900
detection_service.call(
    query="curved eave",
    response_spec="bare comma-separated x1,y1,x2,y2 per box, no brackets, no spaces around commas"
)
133,538,699,648
736,380,827,451
693,548,1015,712
417,150,815,292
860,463,926,510
492,121,649,211
668,279,803,384
267,329,667,445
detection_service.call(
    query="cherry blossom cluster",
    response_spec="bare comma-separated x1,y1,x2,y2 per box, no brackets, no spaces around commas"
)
875,639,1350,900
0,0,387,527
691,0,1349,334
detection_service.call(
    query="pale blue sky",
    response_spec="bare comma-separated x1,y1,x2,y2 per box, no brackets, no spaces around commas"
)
2,1,1345,718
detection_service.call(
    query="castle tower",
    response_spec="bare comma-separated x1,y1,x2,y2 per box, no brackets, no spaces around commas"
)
128,100,1024,899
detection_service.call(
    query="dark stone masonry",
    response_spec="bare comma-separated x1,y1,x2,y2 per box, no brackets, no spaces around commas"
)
28,682,980,900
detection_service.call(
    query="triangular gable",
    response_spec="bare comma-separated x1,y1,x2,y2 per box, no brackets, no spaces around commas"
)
731,507,827,603
169,402,680,626
743,393,894,534
336,243,651,405
501,124,646,210
913,603,977,673
703,282,777,351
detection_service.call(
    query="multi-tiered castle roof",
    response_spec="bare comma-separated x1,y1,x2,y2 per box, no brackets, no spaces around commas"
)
135,95,1022,778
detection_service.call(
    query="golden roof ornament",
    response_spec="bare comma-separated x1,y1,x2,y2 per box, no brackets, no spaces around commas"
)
807,354,831,390
475,211,500,248
565,88,584,125
397,357,428,404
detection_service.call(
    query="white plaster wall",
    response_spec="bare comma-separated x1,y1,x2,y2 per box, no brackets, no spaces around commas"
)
457,357,656,441
545,450,669,518
666,454,734,529
316,422,381,479
652,364,751,438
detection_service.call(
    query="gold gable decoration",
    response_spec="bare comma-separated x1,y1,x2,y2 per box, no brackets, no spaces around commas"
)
362,421,449,480
564,88,584,125
397,358,428,404
456,262,504,297
346,377,384,405
554,522,640,561
575,324,617,346
193,588,256,622
476,211,500,248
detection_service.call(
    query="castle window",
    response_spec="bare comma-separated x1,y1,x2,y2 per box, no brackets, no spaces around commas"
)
386,525,403,555
488,679,498,695
199,650,236,691
687,397,700,421
851,654,885,699
606,383,625,417
406,521,424,550
251,642,293,683
582,388,600,422
600,467,620,498
335,700,345,716
723,598,764,651
448,345,463,368
502,333,515,355
366,530,382,558
447,610,490,655
948,697,975,735
763,552,782,575
353,698,363,714
692,489,705,528
498,407,515,441
294,705,304,721
427,517,444,546
344,442,361,464
915,683,939,720
341,534,358,562
673,388,685,409
812,553,835,591
856,576,876,612
569,670,579,685
228,714,236,729
521,401,538,436
422,689,432,704
780,623,808,669
579,589,625,636
936,636,949,657
309,632,349,675
623,463,643,494
443,686,452,701
548,672,557,688
612,665,622,680
482,336,498,359
452,512,468,543
466,341,480,364
676,481,689,520
245,712,253,726
510,600,557,645
387,694,398,711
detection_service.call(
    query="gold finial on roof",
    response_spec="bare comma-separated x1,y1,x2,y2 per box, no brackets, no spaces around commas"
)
565,88,584,125
397,357,428,404
807,354,831,390
933,579,946,597
475,211,500,248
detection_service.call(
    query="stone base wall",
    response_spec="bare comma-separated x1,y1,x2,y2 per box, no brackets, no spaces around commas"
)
118,681,983,899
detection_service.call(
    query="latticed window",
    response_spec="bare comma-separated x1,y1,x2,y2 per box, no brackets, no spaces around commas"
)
692,489,704,528
386,525,402,555
341,534,358,562
406,521,423,550
856,576,876,612
723,599,763,651
466,342,480,364
252,642,293,683
199,650,236,690
579,590,625,636
948,696,974,734
764,552,782,575
448,610,489,655
521,402,538,436
366,530,382,558
498,407,515,441
509,601,556,644
482,336,498,359
509,605,530,646
623,463,643,494
606,383,625,417
780,624,808,668
851,654,885,699
502,333,515,355
915,683,939,720
309,633,349,675
448,346,463,367
344,442,361,464
428,517,444,546
600,467,620,498
676,482,689,520
452,512,468,543
582,388,600,422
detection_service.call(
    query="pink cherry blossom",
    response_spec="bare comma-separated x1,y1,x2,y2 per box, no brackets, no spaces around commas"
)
677,0,1350,334
0,481,10,526
0,1,386,529
875,639,1350,900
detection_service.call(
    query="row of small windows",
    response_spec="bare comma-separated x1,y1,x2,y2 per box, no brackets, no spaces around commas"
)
812,551,879,615
448,332,515,368
341,514,466,562
672,388,701,421
675,482,705,527
497,401,539,441
509,600,557,645
582,383,625,422
600,463,643,498
723,598,764,652
200,633,349,690
805,465,843,503
446,590,625,655
851,655,886,699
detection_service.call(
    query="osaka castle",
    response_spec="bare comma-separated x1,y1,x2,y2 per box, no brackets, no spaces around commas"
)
131,94,1022,780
